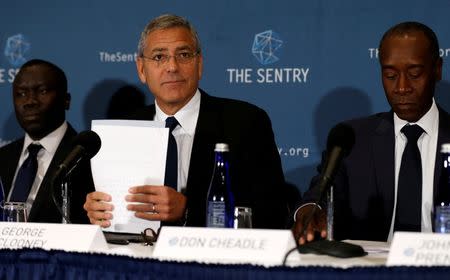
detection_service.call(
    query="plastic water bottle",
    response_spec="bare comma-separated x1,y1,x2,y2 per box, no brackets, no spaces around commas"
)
206,143,235,228
435,144,450,233
0,177,4,221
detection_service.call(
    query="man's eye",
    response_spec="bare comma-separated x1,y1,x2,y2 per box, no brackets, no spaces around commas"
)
15,91,27,97
152,54,166,61
408,71,422,79
39,88,48,94
384,72,397,80
178,52,191,58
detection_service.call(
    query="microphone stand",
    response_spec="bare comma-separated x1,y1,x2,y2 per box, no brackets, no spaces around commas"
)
297,185,366,258
327,185,334,241
61,180,70,224
51,168,72,224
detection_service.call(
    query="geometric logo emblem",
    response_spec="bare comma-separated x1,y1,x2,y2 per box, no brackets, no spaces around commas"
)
168,237,179,246
4,34,31,67
403,247,415,257
251,30,283,65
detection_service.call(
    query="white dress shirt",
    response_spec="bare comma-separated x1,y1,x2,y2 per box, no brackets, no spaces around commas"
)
154,89,201,193
388,99,439,241
8,121,68,214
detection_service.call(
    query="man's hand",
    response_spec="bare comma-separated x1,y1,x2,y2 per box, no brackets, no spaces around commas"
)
126,185,187,222
83,191,114,228
292,204,327,244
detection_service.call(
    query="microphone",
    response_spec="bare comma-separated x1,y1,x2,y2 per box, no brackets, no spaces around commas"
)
53,130,101,181
315,123,355,195
50,130,101,224
297,123,366,258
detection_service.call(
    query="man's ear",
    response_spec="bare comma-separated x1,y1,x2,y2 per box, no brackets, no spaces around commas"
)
65,93,71,110
136,57,147,83
197,54,203,80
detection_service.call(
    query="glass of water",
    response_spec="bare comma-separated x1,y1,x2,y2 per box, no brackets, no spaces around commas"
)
2,202,28,222
233,206,252,229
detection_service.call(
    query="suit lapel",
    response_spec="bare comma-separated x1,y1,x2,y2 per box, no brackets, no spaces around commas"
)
1,139,24,197
187,91,219,188
146,106,156,120
185,91,222,225
372,112,395,227
434,108,450,204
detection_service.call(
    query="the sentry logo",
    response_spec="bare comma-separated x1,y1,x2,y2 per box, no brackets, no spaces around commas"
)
168,237,179,246
252,30,283,65
4,34,30,67
0,34,29,83
226,30,309,84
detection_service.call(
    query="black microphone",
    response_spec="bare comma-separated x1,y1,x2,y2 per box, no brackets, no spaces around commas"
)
314,123,355,195
53,130,101,181
51,130,101,224
296,123,366,258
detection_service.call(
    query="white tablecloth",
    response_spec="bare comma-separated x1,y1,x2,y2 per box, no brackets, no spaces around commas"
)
105,239,389,268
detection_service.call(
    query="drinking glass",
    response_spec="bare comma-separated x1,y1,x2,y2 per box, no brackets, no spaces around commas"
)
233,206,252,228
2,202,27,222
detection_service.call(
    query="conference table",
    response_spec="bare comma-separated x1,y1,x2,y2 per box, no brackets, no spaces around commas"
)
1,239,449,279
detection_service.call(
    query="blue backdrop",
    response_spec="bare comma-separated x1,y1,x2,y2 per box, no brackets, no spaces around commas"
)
1,0,450,193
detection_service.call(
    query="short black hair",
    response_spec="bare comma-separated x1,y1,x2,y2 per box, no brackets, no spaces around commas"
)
16,59,68,92
379,21,440,62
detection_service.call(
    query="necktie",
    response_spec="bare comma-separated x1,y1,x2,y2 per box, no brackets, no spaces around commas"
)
394,124,424,232
164,117,179,189
10,143,43,202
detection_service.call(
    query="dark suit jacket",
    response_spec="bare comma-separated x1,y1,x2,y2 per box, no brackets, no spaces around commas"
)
302,108,450,241
0,123,95,223
132,90,288,229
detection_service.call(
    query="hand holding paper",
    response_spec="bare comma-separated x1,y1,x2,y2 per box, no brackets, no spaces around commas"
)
84,191,114,228
89,120,169,233
126,185,187,222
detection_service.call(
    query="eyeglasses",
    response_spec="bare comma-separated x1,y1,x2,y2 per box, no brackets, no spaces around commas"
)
138,227,160,246
140,51,199,66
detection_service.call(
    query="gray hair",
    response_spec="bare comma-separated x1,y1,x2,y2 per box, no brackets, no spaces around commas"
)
137,14,202,57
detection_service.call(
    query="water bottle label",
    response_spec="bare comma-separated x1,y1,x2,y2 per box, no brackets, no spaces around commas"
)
435,205,450,233
207,201,226,227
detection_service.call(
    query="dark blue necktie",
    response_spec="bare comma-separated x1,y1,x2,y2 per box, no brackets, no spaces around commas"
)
394,124,424,232
164,117,179,189
10,143,43,202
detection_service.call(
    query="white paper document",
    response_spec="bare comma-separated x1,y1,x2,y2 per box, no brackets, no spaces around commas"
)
345,240,390,254
91,120,167,234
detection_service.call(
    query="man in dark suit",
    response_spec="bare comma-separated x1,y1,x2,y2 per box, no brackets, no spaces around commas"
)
84,14,288,229
293,21,449,243
0,59,94,223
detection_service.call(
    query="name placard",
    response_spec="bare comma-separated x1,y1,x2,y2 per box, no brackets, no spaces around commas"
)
0,222,108,253
153,227,300,266
387,232,450,266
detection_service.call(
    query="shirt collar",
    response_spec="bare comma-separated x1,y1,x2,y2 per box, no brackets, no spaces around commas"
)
394,98,439,137
154,89,201,136
23,121,68,156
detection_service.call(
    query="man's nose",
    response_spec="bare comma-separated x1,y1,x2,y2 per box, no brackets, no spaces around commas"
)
23,92,40,107
165,55,180,72
395,74,412,94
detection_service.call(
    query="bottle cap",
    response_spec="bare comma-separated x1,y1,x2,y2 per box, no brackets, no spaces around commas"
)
214,143,229,152
442,143,450,153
